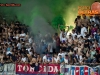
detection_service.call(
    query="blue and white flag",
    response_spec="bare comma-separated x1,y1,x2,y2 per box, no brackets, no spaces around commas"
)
71,66,75,75
80,67,84,75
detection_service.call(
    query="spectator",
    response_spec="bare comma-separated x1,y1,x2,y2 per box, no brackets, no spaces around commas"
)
60,34,67,43
58,55,64,64
21,54,27,63
10,52,17,63
81,14,89,27
17,40,22,50
74,16,82,34
20,30,26,41
81,24,87,38
90,47,96,60
64,54,69,64
71,29,77,39
37,54,42,63
0,51,3,64
55,33,60,53
43,53,48,64
52,53,59,64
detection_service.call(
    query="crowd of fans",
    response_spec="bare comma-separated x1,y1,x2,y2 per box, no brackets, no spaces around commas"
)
0,14,100,67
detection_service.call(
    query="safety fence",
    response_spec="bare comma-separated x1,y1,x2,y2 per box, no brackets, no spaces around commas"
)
0,63,100,75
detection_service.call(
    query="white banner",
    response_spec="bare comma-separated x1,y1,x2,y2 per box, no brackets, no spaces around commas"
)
0,63,15,75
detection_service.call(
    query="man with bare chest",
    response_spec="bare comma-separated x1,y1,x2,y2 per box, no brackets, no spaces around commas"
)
81,14,89,27
75,16,82,33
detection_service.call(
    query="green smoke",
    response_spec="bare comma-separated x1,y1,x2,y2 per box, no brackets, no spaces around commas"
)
0,0,99,29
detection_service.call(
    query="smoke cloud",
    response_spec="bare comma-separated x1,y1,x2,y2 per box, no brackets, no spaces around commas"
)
0,0,99,35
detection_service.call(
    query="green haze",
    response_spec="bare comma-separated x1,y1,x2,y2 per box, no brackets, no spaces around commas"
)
0,0,99,34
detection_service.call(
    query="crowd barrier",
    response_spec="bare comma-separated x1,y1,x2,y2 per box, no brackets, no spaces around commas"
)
0,63,99,75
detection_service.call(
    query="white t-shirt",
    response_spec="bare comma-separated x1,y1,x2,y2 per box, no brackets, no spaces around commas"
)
72,33,77,39
64,58,68,64
58,53,63,57
21,57,27,62
90,17,95,23
13,36,19,40
20,33,26,40
77,34,81,38
54,57,58,63
60,32,63,41
62,52,66,58
48,43,53,52
17,43,22,50
43,55,47,62
58,52,66,58
74,47,78,51
61,37,67,43
20,33,26,37
29,38,33,44
60,32,67,41
6,51,12,55
81,27,87,37
79,55,83,63
26,47,31,52
29,52,33,55
16,34,19,40
16,36,19,40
